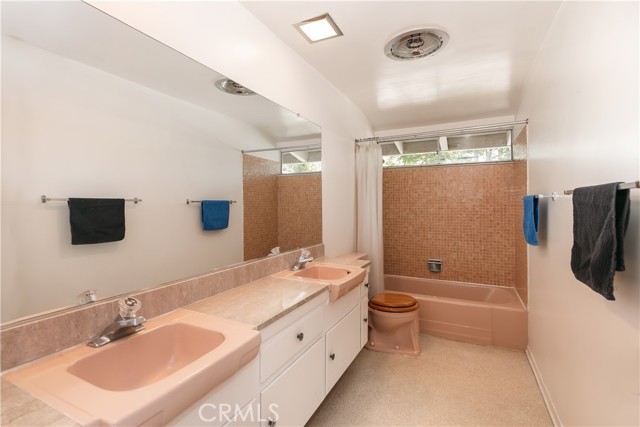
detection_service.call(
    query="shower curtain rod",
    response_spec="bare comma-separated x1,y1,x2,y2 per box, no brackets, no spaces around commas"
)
242,144,321,154
354,119,529,144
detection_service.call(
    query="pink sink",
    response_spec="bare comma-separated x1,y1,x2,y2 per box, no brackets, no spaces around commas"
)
274,262,366,302
5,309,261,426
293,265,351,281
68,323,225,391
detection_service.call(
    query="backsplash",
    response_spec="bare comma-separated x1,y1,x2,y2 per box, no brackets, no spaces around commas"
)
0,244,324,371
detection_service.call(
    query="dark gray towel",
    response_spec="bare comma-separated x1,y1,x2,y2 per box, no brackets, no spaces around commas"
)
570,183,630,300
68,198,125,245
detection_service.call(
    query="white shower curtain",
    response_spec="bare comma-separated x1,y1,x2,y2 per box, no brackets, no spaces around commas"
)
355,140,384,298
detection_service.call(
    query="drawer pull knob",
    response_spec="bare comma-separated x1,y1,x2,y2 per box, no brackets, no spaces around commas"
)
296,332,304,341
364,283,369,288
329,352,336,360
363,317,368,322
268,417,277,427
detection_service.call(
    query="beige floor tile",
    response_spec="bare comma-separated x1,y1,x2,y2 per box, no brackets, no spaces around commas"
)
307,334,552,427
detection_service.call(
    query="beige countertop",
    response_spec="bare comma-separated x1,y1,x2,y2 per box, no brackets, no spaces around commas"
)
1,378,79,426
186,276,328,330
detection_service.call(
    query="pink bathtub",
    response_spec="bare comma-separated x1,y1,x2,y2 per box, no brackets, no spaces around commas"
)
385,275,527,350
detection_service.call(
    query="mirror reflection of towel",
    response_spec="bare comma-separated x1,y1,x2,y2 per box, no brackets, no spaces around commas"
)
201,200,230,231
570,183,630,300
68,198,125,245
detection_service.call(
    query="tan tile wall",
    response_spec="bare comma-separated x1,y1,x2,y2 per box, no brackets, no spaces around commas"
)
383,163,517,286
512,127,529,305
243,155,280,261
277,173,322,252
0,245,325,371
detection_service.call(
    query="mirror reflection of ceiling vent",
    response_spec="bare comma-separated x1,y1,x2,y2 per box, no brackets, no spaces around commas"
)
215,78,256,96
385,28,449,61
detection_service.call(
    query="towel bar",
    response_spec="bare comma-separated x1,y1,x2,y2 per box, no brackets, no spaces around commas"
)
564,180,639,195
186,199,237,205
41,195,142,204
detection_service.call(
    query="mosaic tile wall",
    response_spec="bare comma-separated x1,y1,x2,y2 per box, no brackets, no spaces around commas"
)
243,155,280,260
277,173,322,252
243,155,322,259
512,127,529,305
383,163,517,286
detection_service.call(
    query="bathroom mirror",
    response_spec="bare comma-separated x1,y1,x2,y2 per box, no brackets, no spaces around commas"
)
1,1,322,323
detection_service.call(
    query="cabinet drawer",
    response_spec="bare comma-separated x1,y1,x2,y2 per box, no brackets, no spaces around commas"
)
260,303,324,382
326,305,360,393
260,337,325,427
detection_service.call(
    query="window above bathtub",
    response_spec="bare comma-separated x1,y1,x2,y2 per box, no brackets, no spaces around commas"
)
281,147,322,174
382,130,512,168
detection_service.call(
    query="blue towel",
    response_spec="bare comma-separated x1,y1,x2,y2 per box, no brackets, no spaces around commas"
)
201,200,230,231
522,195,540,246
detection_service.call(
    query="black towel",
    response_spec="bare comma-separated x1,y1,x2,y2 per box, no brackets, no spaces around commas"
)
68,198,125,245
570,183,630,300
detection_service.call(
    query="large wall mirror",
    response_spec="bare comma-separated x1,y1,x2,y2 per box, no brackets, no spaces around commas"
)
1,1,322,323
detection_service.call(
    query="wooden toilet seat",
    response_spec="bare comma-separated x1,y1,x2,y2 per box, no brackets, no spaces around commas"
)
369,292,419,313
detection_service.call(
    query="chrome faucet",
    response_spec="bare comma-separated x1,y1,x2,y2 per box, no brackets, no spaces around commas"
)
88,297,146,348
291,249,314,271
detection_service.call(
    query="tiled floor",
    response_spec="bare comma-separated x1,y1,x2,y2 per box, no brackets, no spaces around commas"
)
307,334,552,426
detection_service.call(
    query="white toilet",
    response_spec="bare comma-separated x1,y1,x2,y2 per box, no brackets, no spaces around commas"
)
365,292,420,356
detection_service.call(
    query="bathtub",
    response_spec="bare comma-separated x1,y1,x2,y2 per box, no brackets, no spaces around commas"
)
385,275,527,350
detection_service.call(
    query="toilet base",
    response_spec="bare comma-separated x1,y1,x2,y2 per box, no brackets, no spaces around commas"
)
365,307,420,357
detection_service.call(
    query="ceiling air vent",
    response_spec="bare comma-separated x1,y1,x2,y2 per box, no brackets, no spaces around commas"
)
384,28,449,61
215,78,256,96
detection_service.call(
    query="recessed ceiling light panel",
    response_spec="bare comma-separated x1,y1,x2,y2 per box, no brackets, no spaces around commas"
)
385,28,449,61
294,13,343,43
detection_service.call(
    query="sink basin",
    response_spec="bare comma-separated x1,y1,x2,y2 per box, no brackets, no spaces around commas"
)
5,309,261,426
274,262,366,302
68,322,225,391
292,265,351,281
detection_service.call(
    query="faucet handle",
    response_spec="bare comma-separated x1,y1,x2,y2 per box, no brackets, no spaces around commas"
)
300,248,311,259
119,297,141,318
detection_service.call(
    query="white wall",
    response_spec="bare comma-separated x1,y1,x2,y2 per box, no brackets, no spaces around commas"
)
516,2,639,425
88,1,373,257
1,35,270,321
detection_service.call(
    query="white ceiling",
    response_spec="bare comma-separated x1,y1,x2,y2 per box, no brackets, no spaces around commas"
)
243,1,562,132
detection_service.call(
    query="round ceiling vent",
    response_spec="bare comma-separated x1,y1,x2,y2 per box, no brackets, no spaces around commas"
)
384,28,449,61
215,78,256,96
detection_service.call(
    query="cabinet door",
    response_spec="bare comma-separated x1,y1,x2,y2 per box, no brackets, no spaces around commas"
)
325,306,360,393
360,296,369,349
260,337,325,427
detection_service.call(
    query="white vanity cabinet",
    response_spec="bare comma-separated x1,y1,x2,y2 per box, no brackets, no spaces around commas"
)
258,293,328,427
171,269,369,427
323,278,366,394
260,337,326,426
